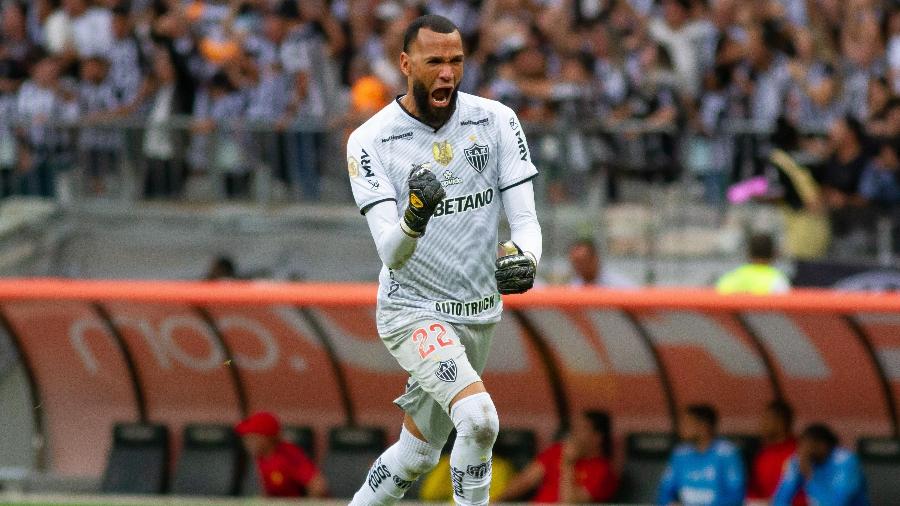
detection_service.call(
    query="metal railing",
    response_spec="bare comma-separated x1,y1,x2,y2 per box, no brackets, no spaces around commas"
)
0,115,826,204
0,116,340,204
0,116,896,270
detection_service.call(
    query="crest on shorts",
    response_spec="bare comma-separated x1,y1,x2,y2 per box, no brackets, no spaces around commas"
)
464,143,490,173
432,140,453,166
435,359,457,382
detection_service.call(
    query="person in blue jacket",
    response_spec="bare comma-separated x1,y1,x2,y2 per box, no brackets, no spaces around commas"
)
773,423,870,506
657,404,746,506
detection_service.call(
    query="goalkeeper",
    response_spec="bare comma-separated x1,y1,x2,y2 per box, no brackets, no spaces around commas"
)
345,13,541,506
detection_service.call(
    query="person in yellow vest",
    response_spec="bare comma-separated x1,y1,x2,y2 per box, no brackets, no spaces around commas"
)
716,234,790,295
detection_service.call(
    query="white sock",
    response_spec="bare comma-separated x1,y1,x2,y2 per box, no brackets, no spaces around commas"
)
449,392,499,506
349,426,441,506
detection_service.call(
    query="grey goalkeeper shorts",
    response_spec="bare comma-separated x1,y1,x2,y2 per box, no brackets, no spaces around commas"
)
382,319,497,447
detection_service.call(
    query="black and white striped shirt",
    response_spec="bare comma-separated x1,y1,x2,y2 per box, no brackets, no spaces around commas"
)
107,35,147,103
16,80,76,150
78,79,120,150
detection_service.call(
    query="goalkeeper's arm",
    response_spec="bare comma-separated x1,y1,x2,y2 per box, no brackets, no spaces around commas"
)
364,201,419,270
496,181,542,294
364,166,445,270
501,181,542,265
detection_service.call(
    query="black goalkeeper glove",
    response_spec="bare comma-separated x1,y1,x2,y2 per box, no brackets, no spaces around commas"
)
402,164,446,237
495,241,536,295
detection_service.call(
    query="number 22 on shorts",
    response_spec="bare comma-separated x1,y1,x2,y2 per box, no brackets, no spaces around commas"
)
411,323,454,359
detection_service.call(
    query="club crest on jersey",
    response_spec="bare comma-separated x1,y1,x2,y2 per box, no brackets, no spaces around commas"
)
435,359,457,382
432,140,453,166
347,156,359,178
464,143,490,173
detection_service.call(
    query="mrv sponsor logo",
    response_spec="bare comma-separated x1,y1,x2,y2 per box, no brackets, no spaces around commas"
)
514,130,528,161
360,149,374,177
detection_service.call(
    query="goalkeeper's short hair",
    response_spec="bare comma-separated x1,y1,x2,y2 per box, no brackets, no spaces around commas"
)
403,14,459,52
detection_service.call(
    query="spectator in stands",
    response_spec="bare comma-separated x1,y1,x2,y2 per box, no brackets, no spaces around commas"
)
786,28,846,133
858,138,900,208
1,1,37,70
864,78,894,137
235,411,327,498
77,56,120,194
190,71,249,199
141,46,194,198
617,41,682,182
568,238,637,288
772,423,870,506
888,7,900,94
716,233,791,294
878,98,900,137
107,4,148,104
740,25,791,132
41,0,74,57
66,0,113,59
748,401,805,504
765,119,832,260
280,0,344,202
657,404,746,506
820,115,871,212
648,0,702,95
206,255,236,280
242,8,294,188
0,0,894,215
692,65,735,203
0,2,30,197
0,68,18,196
15,55,77,196
499,411,618,503
819,115,879,251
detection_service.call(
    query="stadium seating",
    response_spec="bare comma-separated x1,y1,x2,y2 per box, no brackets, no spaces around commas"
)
321,426,387,498
857,437,900,506
282,425,316,459
100,423,169,494
171,424,241,496
239,459,262,498
617,432,677,503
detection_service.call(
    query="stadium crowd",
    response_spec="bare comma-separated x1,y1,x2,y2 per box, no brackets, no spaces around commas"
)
0,0,898,253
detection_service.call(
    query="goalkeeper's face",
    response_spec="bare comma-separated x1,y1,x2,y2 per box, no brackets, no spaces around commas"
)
400,28,464,126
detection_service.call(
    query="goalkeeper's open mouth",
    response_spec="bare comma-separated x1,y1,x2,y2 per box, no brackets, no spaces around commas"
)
430,85,454,107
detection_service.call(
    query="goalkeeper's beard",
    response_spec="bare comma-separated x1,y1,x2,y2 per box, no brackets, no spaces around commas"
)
412,79,458,127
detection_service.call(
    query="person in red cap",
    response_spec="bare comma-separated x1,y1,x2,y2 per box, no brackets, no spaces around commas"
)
235,412,327,498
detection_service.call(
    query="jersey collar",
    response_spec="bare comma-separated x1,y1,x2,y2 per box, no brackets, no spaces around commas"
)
394,94,459,133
